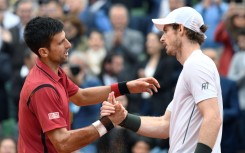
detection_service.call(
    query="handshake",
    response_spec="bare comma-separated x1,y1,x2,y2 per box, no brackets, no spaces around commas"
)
93,77,160,137
100,92,128,126
95,92,142,137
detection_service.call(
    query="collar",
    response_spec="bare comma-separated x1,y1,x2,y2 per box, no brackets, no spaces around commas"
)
36,58,62,82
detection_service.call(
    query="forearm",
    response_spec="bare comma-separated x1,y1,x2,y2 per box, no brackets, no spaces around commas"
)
78,86,111,105
72,82,129,106
118,112,170,139
55,126,100,153
137,116,169,139
48,117,114,153
197,117,221,148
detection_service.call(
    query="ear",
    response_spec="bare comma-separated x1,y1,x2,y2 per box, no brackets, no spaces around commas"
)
38,48,49,58
179,25,185,36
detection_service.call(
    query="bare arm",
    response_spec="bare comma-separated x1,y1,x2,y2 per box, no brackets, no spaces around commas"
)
70,77,160,106
137,110,171,139
46,126,99,153
70,86,111,106
101,99,171,139
197,97,222,148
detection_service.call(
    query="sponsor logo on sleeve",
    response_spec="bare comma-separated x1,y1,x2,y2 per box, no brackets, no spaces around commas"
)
201,82,209,90
48,112,60,120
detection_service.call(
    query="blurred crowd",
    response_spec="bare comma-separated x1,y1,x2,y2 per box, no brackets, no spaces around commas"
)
0,0,245,153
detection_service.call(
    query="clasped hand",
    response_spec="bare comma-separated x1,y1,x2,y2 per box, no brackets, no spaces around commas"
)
100,92,127,125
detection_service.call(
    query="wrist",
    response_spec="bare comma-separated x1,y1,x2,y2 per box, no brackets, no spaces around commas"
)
194,142,212,153
92,116,114,137
119,113,141,132
111,81,130,97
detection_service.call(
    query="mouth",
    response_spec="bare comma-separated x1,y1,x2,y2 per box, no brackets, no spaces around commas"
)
65,50,69,56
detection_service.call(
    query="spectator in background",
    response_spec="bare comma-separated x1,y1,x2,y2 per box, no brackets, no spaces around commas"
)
131,136,152,153
38,0,64,19
0,137,17,153
79,0,112,34
0,50,11,128
11,49,37,120
64,0,111,34
99,52,125,86
194,0,229,49
85,30,107,76
62,15,88,53
104,4,144,81
64,0,87,16
228,29,245,152
0,23,12,54
151,0,185,33
0,0,19,29
0,8,12,127
215,4,245,76
204,48,240,153
9,0,38,121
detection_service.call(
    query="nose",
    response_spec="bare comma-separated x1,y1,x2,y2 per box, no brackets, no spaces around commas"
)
65,39,72,49
160,34,165,43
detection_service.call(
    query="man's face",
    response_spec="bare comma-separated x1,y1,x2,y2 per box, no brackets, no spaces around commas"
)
16,2,33,25
160,25,181,56
88,31,104,51
146,33,162,55
47,31,71,65
111,55,124,75
110,7,128,30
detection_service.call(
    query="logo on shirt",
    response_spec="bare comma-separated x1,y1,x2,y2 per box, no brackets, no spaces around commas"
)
201,82,209,90
48,112,60,120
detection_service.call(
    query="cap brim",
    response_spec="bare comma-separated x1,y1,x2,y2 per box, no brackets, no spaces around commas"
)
152,18,175,31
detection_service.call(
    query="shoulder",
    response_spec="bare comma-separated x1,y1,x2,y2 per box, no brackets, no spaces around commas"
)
183,51,217,79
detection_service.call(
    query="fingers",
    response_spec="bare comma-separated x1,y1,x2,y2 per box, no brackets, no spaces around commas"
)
100,101,115,117
112,92,117,105
148,84,158,93
107,92,112,103
141,77,160,88
107,92,115,104
145,88,153,96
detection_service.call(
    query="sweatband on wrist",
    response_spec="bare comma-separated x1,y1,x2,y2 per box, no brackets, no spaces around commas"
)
99,116,114,131
194,142,212,153
92,120,107,137
119,113,141,132
111,83,121,97
118,81,130,95
92,117,114,137
111,81,130,97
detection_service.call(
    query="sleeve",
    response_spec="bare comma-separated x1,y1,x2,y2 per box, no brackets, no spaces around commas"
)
67,77,79,97
30,87,67,132
183,62,218,104
167,101,173,112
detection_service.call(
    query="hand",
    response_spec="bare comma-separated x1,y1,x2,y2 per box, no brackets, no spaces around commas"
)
127,77,160,95
100,92,127,125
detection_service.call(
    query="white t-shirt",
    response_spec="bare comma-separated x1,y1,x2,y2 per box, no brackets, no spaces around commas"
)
167,50,223,153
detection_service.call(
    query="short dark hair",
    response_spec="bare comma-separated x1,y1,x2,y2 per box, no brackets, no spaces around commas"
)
172,23,208,45
24,16,64,57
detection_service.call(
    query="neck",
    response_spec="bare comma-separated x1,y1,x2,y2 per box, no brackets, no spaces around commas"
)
176,40,200,65
40,58,59,74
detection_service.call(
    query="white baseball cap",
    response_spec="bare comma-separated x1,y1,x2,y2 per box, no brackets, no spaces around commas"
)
152,7,207,38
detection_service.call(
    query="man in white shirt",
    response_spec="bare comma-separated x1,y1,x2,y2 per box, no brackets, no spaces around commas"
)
101,7,223,153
